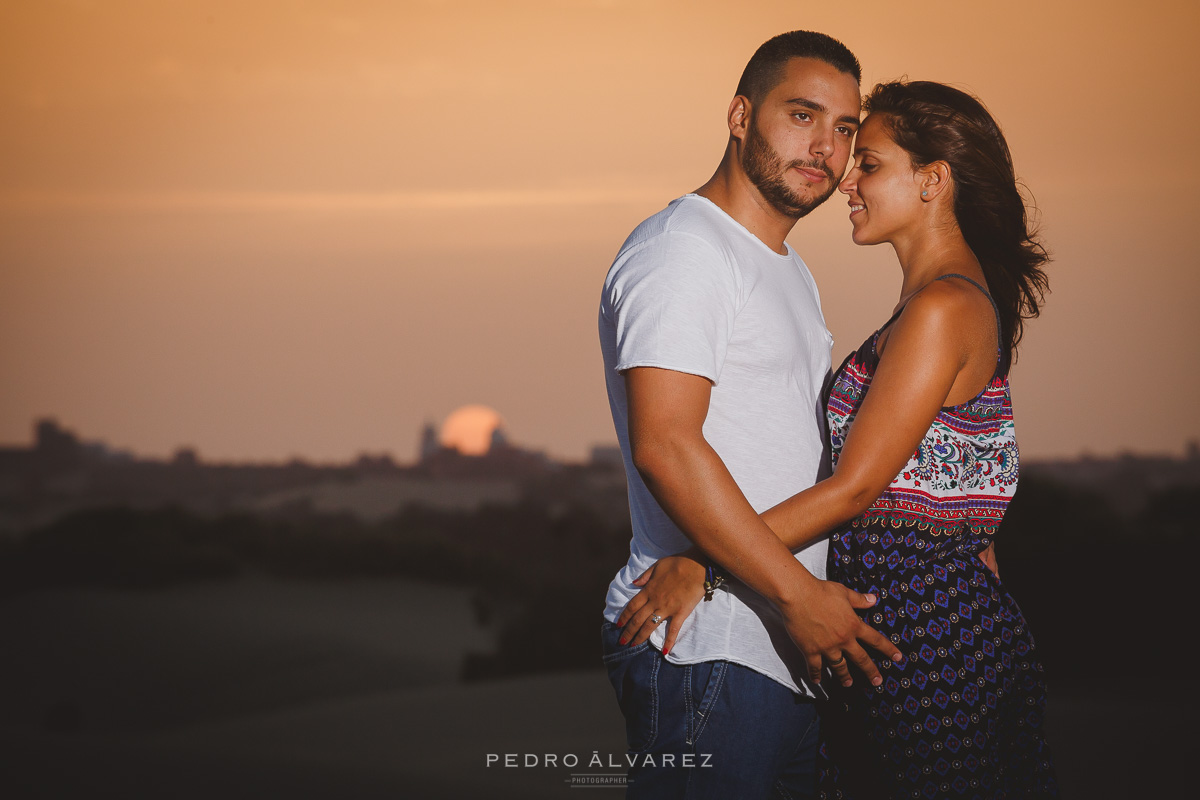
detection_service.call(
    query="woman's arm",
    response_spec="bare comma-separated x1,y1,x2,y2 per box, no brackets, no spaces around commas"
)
619,282,996,682
765,282,988,549
619,365,900,685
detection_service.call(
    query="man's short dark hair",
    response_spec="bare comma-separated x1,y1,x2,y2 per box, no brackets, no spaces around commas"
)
735,31,861,104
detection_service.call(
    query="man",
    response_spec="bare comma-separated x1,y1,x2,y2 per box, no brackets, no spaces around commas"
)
598,31,901,797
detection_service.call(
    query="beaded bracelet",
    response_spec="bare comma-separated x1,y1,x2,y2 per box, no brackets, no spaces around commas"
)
703,564,726,601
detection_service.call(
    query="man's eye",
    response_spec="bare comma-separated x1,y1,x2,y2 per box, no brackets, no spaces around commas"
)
794,113,811,122
836,126,854,136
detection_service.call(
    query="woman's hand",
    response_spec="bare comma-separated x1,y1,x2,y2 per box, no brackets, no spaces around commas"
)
616,550,708,655
979,541,1000,579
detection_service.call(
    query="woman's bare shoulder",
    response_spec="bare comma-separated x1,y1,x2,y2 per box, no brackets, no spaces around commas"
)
901,277,992,334
879,276,994,361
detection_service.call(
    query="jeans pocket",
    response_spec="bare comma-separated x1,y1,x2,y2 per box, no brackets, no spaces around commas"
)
602,623,661,753
600,621,654,664
685,660,728,745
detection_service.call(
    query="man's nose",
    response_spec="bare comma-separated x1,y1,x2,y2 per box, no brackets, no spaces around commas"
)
810,126,835,159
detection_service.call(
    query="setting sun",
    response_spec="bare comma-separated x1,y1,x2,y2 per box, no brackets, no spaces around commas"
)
439,405,504,456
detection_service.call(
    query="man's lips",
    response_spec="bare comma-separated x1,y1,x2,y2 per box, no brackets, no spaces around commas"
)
795,167,829,183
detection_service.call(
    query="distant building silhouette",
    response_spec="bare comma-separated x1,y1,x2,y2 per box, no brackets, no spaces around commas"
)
416,419,549,480
0,417,572,532
11,415,1192,536
34,418,83,472
419,423,440,461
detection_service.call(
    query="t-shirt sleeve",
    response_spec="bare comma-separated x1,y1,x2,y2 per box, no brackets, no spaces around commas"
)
603,230,740,384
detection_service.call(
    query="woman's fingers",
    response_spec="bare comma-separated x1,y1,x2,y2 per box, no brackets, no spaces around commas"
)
661,615,683,656
627,610,666,647
616,591,648,629
620,602,664,647
632,563,656,587
979,543,1000,578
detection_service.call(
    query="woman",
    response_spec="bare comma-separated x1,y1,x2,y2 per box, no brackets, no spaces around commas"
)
616,80,1058,798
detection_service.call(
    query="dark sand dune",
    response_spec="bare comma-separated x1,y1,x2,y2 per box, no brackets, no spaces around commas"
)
2,673,627,799
0,577,493,732
3,672,1191,799
0,579,1190,798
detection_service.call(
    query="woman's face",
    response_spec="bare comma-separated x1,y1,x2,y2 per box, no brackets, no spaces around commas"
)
838,113,927,246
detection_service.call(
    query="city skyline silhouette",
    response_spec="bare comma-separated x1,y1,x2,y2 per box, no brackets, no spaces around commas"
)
2,1,1197,463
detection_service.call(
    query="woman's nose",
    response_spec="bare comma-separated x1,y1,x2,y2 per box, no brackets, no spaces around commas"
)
838,170,856,195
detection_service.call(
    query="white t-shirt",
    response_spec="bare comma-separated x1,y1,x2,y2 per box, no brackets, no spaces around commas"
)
598,193,833,696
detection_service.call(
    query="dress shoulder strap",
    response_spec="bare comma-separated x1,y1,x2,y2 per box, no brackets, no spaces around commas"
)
875,304,906,335
934,273,1002,361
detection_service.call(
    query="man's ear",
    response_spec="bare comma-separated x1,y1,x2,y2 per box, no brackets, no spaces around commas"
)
728,95,751,141
919,160,952,202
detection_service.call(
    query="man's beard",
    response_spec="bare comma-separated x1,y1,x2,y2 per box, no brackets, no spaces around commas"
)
742,121,837,219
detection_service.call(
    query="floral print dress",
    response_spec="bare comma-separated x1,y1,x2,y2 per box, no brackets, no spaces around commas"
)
818,274,1058,799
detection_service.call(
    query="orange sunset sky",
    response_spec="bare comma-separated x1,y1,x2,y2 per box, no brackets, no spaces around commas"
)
1,0,1197,463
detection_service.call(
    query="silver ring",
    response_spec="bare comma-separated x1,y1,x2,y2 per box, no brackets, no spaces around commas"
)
649,614,663,625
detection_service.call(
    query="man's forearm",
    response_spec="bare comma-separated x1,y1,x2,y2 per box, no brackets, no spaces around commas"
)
633,434,816,608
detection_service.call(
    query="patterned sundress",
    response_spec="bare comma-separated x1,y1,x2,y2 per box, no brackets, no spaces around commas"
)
818,274,1058,799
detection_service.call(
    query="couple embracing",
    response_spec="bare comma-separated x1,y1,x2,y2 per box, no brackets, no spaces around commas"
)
597,31,1058,799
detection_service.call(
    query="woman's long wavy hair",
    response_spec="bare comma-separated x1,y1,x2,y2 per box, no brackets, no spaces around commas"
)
864,81,1049,373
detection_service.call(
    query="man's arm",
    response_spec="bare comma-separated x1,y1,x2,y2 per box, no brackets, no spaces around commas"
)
621,366,901,686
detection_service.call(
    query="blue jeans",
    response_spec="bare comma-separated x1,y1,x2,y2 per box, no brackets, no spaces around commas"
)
601,621,819,799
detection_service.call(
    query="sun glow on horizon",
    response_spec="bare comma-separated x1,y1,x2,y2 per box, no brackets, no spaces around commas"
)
439,405,505,456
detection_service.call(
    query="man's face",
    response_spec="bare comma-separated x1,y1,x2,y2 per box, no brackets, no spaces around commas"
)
740,57,861,219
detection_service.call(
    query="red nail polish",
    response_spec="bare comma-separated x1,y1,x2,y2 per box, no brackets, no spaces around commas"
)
618,637,627,645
